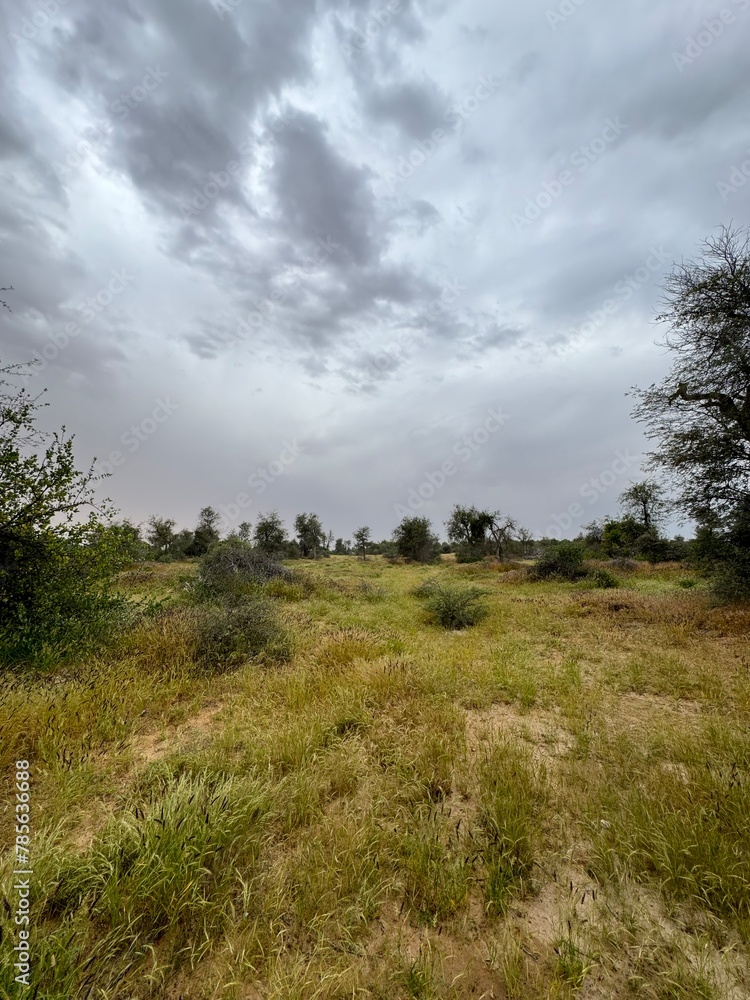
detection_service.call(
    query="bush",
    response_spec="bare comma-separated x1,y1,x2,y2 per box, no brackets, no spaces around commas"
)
531,541,585,581
196,540,291,601
410,578,442,599
0,527,133,669
584,568,619,589
192,599,291,672
607,557,638,572
422,585,489,630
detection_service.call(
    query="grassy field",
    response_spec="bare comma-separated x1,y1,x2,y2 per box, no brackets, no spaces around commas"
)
2,556,750,999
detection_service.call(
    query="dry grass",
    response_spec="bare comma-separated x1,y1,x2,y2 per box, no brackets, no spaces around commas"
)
1,556,749,998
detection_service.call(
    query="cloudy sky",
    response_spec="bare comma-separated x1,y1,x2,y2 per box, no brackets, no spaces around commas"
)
1,0,749,541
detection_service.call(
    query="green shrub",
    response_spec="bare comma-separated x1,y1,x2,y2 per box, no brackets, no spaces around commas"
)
585,568,620,589
410,577,442,599
196,539,291,601
423,585,489,630
192,599,291,672
531,541,585,581
0,529,133,669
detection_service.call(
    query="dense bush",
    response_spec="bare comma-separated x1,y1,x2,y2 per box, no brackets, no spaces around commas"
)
196,539,291,600
393,516,441,563
421,584,489,629
584,568,620,589
0,525,132,669
531,541,586,581
192,599,291,672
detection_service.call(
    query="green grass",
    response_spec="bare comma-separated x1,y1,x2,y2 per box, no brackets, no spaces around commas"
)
1,556,749,998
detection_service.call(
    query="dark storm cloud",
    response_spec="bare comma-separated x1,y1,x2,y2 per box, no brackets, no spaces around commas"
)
1,0,748,536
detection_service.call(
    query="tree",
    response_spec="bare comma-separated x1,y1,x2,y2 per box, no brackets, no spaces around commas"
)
237,520,252,543
631,226,750,528
1,358,125,665
486,511,518,560
445,505,494,561
601,516,646,558
186,506,221,557
352,526,371,560
294,512,326,559
393,516,440,563
517,526,534,557
445,505,517,561
147,516,177,558
334,537,350,555
254,511,287,554
618,480,667,533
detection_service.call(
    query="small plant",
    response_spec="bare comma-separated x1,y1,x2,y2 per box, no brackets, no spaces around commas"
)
586,568,619,589
192,599,291,671
531,541,586,581
554,933,590,989
678,578,698,589
410,577,442,599
422,585,489,629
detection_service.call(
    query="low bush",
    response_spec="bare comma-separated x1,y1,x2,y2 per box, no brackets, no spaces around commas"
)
530,541,586,581
192,599,291,672
422,585,489,630
410,578,442,599
195,539,291,601
607,557,638,572
583,568,620,589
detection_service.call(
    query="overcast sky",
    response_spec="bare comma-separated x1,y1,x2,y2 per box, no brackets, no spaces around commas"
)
1,0,749,541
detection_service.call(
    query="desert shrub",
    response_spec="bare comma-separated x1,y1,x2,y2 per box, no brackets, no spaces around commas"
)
0,528,133,669
454,541,485,563
607,557,638,572
531,541,586,581
192,599,291,672
584,568,619,589
422,585,489,630
196,539,291,601
410,577,443,599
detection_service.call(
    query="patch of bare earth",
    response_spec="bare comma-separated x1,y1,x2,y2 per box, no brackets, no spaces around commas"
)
63,701,226,853
465,702,574,766
129,700,225,765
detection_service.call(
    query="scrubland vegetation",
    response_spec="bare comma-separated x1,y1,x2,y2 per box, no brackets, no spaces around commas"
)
2,226,750,996
2,551,750,998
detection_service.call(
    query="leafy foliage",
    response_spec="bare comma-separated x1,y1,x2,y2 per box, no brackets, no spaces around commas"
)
531,540,586,581
0,360,129,667
196,537,291,600
393,516,441,563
